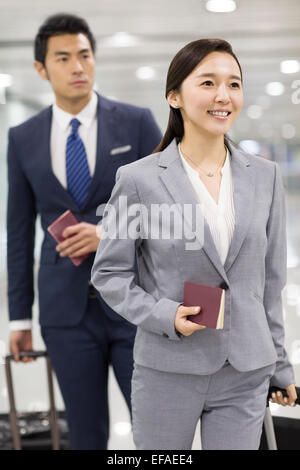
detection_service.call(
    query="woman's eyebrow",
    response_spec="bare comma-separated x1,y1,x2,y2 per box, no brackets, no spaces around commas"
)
196,72,241,81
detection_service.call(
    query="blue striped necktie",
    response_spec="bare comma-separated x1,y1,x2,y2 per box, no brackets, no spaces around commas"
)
66,118,91,209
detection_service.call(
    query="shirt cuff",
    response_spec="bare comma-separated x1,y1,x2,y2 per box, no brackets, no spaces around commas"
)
9,320,32,331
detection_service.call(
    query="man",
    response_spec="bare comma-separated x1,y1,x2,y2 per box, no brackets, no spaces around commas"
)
7,13,161,450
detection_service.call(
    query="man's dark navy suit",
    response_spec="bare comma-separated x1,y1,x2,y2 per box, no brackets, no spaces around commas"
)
7,94,162,449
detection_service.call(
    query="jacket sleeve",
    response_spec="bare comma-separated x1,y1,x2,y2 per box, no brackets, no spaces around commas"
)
264,162,295,388
138,108,162,158
91,166,181,340
6,128,37,322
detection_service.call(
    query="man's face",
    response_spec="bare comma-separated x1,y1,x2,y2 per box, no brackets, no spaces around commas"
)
36,33,95,101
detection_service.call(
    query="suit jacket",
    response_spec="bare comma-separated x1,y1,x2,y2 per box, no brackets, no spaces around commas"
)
91,138,295,388
7,94,162,327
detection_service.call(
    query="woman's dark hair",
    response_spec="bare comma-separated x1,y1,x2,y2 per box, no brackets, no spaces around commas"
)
34,13,96,65
154,38,243,153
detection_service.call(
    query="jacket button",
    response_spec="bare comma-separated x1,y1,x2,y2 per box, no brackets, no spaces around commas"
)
163,333,169,338
219,282,228,290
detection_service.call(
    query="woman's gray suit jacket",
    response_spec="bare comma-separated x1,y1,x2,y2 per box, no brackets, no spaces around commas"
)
91,138,295,388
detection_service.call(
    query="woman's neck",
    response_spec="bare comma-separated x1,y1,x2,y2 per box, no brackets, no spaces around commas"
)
180,128,226,167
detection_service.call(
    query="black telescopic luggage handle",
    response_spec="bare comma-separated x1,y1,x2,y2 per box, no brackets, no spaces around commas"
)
5,350,60,450
267,386,300,406
6,351,48,360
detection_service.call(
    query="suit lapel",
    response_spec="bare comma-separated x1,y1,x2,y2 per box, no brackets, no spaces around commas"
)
82,94,117,208
223,141,255,272
158,139,255,281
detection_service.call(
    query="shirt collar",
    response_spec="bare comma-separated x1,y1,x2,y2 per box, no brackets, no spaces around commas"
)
178,143,230,179
52,91,98,132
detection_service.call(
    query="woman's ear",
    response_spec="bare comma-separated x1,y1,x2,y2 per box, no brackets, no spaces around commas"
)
167,90,181,109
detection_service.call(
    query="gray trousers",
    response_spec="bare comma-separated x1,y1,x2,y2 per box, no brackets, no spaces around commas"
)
131,360,276,450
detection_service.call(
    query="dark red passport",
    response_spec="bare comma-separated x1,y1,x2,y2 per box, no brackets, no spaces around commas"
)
47,210,89,267
184,281,225,329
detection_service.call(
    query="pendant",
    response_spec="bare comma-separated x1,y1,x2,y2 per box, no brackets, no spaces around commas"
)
207,172,214,177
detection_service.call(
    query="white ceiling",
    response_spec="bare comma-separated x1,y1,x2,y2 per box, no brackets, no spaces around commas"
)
1,0,300,142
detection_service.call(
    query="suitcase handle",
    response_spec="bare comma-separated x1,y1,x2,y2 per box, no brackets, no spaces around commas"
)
5,350,60,450
267,386,300,405
6,350,48,361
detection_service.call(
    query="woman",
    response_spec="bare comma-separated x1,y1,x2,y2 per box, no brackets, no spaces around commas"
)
91,39,296,450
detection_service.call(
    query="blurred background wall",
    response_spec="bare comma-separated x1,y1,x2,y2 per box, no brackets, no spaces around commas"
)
0,0,300,449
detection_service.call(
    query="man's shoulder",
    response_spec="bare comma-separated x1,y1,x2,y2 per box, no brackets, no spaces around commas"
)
100,95,149,118
9,106,52,137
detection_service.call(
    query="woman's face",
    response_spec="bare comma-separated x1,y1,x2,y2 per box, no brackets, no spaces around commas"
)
170,51,244,137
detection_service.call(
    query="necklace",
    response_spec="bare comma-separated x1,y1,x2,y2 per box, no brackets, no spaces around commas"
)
180,145,227,177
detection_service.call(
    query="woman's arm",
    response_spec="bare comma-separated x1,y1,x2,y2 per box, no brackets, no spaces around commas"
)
91,166,181,340
264,162,295,389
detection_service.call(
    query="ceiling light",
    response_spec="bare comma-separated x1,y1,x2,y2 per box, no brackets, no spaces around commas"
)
102,32,138,48
136,66,156,80
206,0,236,13
265,81,285,96
280,60,300,74
247,105,263,119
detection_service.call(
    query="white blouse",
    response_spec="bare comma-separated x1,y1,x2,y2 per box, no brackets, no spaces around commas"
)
178,143,235,266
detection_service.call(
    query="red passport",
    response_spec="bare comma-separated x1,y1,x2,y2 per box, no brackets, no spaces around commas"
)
47,210,89,267
184,281,225,329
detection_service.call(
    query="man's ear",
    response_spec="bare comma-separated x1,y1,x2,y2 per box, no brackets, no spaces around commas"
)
34,61,49,81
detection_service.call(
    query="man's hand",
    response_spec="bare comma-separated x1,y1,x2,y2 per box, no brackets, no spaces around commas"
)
9,330,35,363
269,383,297,407
175,305,206,336
56,223,101,258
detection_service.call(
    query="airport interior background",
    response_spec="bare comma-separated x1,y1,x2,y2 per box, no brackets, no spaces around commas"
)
0,0,300,449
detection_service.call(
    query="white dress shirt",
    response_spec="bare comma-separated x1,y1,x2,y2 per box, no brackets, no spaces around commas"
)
178,143,235,266
10,93,98,331
51,91,98,187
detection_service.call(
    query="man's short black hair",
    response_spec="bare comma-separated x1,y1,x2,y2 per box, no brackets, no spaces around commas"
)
34,13,96,65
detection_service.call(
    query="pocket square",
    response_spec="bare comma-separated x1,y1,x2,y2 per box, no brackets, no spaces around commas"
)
110,145,132,156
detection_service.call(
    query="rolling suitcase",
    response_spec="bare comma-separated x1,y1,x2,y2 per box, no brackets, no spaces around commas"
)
4,350,61,450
